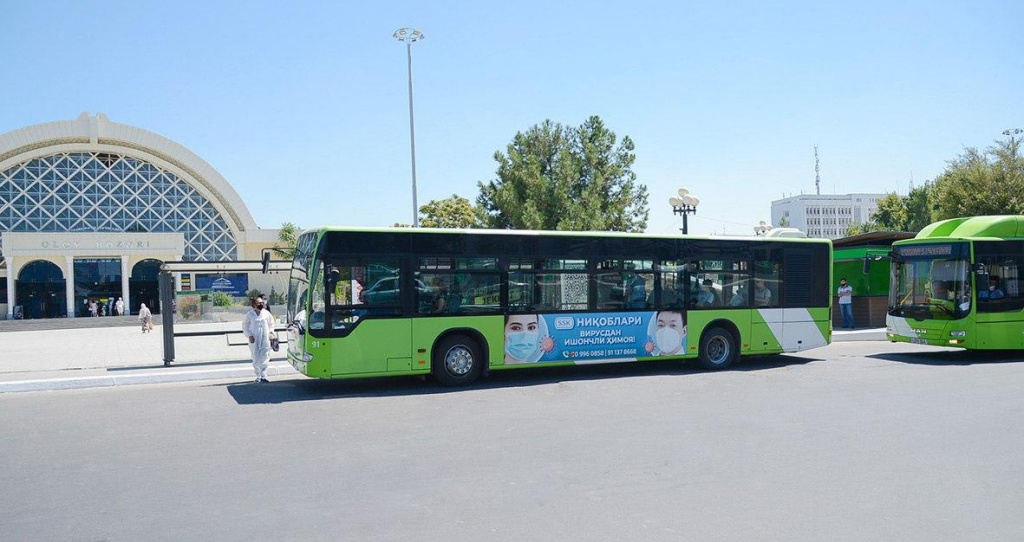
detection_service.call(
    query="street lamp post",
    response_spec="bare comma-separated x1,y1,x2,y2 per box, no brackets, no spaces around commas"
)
394,27,424,227
669,188,700,235
753,221,770,236
1004,128,1023,146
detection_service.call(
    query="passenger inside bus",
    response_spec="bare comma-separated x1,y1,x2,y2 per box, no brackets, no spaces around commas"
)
979,276,1005,300
696,279,719,307
430,277,449,314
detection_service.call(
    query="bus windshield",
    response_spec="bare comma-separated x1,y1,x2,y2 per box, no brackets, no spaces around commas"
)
889,242,971,320
286,232,319,327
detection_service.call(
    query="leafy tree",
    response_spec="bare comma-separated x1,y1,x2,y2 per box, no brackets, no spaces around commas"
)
931,139,1024,220
870,193,908,231
777,216,790,228
419,194,485,228
272,222,299,259
905,182,934,232
477,116,649,231
846,220,888,236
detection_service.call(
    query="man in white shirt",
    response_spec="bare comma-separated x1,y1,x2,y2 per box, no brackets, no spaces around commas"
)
837,277,855,329
243,295,275,383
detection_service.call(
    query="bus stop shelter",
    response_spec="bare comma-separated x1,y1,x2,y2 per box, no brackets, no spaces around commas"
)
158,259,291,365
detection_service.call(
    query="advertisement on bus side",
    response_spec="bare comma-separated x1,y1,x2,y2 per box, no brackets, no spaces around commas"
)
503,311,687,364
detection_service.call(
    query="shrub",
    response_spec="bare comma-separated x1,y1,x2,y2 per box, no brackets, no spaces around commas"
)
212,291,233,307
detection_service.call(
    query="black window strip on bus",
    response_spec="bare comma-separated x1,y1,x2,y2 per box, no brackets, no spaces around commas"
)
784,254,812,306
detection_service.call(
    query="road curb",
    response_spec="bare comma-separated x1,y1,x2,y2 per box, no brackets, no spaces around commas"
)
0,364,297,394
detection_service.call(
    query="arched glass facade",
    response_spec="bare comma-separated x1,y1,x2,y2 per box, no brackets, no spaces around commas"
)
0,152,237,261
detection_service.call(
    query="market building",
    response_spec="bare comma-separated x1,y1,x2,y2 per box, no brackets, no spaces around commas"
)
0,113,281,319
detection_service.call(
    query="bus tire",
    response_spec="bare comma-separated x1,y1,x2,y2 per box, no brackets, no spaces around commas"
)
698,327,736,370
432,334,483,386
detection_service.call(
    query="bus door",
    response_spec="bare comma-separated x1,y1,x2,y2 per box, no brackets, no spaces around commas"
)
320,259,412,374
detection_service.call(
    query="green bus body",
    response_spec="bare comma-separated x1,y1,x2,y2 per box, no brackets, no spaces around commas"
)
887,216,1024,350
285,228,833,384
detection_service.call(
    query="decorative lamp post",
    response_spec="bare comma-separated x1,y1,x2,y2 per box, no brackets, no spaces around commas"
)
394,27,424,227
1004,128,1023,145
669,188,700,235
754,221,771,236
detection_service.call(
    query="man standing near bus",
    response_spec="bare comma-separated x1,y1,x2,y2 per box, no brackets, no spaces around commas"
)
243,295,275,383
837,277,854,329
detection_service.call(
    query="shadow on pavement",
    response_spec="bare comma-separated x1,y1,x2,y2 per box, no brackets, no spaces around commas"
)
104,357,288,371
221,353,820,405
868,350,1024,366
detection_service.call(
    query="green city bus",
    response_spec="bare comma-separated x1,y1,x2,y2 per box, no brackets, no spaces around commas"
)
285,227,833,385
887,215,1024,349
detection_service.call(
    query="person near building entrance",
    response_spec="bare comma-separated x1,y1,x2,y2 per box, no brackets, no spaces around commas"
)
138,303,152,332
243,295,275,383
115,297,125,316
837,277,855,329
88,299,98,317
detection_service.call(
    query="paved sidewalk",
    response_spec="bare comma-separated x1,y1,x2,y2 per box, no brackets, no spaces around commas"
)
0,319,297,393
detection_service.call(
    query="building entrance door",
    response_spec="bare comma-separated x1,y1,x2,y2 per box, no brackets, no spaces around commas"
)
74,258,122,317
130,259,162,315
15,260,66,319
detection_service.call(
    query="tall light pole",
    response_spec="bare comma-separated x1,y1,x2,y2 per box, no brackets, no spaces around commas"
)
669,188,700,235
1004,128,1023,146
394,27,424,227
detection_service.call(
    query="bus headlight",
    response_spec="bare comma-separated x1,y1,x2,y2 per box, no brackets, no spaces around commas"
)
950,330,966,338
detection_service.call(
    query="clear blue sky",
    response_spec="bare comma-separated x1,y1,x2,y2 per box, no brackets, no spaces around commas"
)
3,0,1022,235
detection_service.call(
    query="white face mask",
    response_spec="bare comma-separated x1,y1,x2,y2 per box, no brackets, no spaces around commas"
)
656,327,682,354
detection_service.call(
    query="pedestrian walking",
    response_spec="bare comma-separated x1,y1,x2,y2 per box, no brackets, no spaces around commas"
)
115,297,125,316
138,303,153,332
243,295,275,383
838,277,855,329
88,299,98,317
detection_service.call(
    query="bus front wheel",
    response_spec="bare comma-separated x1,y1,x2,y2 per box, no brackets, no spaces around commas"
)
698,327,736,370
433,334,483,386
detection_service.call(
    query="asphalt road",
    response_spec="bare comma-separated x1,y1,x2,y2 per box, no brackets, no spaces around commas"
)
2,342,1023,541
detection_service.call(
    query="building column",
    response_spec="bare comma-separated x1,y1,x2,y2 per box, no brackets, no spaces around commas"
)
121,255,130,316
65,256,75,318
5,256,15,319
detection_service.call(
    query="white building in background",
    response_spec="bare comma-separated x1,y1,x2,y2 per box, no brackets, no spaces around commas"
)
770,193,888,240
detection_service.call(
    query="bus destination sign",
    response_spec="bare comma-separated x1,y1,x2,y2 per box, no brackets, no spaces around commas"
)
898,244,954,258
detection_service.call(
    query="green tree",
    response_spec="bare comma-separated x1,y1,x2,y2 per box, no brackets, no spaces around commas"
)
777,216,790,228
272,222,299,259
419,194,485,228
870,193,909,231
905,182,934,232
477,116,649,231
931,139,1024,220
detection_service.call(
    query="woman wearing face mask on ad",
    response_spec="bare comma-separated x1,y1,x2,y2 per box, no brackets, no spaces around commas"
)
644,310,687,356
504,314,555,364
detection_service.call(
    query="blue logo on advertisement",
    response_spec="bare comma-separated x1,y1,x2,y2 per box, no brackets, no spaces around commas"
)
554,316,574,330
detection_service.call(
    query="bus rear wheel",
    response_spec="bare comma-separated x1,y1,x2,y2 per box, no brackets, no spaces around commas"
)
698,327,736,370
433,334,483,386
